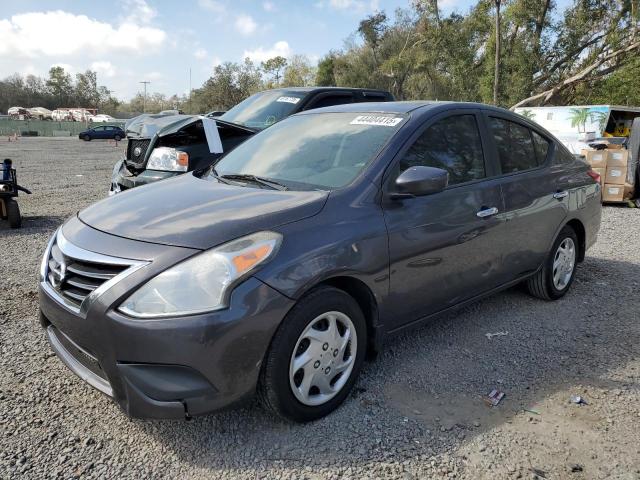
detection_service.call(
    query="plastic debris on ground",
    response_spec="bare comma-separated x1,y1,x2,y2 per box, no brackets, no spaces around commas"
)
570,394,588,405
485,331,509,340
484,389,505,407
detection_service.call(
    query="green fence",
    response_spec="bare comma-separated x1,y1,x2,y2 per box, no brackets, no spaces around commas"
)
0,118,126,137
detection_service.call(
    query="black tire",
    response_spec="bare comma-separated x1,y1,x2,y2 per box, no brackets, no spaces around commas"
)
6,199,21,229
114,135,121,141
258,286,367,422
84,134,91,141
527,225,578,300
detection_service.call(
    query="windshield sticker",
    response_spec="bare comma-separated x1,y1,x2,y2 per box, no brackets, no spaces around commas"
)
350,115,403,127
276,96,301,104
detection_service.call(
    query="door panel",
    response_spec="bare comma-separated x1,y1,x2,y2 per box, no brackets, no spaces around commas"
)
381,110,507,330
383,182,506,328
484,114,568,278
497,168,568,276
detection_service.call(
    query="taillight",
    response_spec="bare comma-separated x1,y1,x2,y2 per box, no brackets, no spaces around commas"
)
587,169,600,184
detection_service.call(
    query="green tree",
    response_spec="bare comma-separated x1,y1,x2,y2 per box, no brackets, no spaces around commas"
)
75,70,100,108
191,59,264,112
316,54,337,86
46,66,73,106
261,56,288,86
282,55,316,87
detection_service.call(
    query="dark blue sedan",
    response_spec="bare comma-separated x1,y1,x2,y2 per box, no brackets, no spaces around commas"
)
79,125,125,141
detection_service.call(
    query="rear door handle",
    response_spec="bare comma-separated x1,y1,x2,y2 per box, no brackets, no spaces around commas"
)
476,207,499,218
553,190,569,199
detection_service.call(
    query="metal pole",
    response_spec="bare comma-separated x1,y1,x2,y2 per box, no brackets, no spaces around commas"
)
139,81,150,113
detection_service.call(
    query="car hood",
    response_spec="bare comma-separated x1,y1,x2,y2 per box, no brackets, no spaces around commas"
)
78,173,328,250
125,113,255,140
125,113,195,138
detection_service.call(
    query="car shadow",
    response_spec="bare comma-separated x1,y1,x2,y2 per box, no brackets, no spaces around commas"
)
125,253,639,475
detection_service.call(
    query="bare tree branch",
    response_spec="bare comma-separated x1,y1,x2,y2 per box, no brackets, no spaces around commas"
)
511,39,640,109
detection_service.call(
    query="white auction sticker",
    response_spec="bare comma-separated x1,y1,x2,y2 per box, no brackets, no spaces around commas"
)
350,115,403,127
276,96,301,104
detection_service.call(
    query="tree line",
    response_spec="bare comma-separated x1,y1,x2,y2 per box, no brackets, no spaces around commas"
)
2,0,638,116
0,67,121,116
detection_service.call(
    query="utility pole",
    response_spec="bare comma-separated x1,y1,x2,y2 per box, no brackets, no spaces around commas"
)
189,68,192,114
139,81,150,113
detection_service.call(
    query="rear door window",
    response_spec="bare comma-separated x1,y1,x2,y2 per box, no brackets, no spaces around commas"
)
489,117,538,173
398,114,486,185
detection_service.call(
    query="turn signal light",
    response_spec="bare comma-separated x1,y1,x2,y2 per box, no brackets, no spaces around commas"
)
177,151,189,167
232,245,271,274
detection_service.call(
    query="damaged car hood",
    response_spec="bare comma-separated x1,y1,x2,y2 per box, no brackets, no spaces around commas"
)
125,114,199,139
78,173,328,250
125,113,255,139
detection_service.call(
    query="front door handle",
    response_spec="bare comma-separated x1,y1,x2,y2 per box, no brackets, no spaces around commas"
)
553,190,569,199
476,207,499,218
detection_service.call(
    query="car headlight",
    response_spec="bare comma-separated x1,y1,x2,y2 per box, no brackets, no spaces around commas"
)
146,147,189,172
119,231,282,318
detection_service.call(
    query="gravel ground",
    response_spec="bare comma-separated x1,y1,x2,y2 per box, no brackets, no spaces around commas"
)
1,138,639,480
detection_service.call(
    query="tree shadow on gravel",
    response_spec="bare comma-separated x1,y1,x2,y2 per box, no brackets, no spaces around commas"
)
129,255,640,475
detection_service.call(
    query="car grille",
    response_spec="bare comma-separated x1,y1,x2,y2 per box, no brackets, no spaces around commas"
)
47,238,128,309
126,138,151,166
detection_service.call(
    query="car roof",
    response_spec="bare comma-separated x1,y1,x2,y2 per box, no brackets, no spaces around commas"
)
295,100,523,116
266,86,391,95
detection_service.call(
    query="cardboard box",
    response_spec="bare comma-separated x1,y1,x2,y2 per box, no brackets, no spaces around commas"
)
605,166,626,185
581,149,608,168
592,167,606,188
602,184,625,202
607,149,629,167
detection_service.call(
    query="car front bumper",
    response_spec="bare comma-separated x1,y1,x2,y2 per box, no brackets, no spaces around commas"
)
110,159,181,195
39,221,294,419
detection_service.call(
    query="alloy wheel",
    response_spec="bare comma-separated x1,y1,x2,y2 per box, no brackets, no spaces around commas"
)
552,237,576,290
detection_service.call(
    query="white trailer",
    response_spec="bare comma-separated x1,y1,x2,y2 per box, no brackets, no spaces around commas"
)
513,105,640,153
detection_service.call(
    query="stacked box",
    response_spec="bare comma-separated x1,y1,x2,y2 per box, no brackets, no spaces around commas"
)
580,149,608,168
605,150,629,185
602,149,631,202
602,184,625,202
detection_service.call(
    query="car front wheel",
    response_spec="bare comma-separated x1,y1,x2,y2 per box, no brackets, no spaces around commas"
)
527,225,578,300
114,135,121,141
259,286,366,422
84,134,91,141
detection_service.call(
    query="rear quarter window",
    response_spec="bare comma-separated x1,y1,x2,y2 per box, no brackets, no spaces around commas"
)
554,145,579,165
532,130,550,164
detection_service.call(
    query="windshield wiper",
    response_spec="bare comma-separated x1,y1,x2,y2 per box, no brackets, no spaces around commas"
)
220,173,288,190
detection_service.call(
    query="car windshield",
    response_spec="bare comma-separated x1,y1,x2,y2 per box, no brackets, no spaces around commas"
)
210,112,406,190
219,91,306,130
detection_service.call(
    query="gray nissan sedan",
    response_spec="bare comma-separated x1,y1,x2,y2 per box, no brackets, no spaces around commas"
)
39,102,601,422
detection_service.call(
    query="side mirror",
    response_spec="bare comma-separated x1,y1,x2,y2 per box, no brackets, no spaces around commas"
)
392,166,448,198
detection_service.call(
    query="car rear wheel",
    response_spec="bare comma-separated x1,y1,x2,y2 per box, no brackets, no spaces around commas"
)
259,286,366,422
526,225,578,300
84,134,91,141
